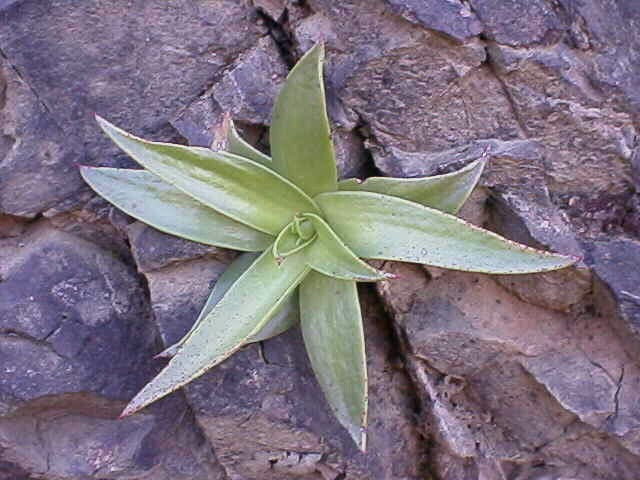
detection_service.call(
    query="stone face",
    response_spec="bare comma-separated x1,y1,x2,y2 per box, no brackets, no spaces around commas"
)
584,239,640,342
212,35,288,126
127,222,228,274
378,262,640,476
0,0,264,215
0,56,85,217
384,0,483,42
0,223,226,478
0,223,156,407
469,0,569,46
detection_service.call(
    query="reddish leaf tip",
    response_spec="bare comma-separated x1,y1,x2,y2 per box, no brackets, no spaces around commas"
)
117,410,132,420
384,272,399,280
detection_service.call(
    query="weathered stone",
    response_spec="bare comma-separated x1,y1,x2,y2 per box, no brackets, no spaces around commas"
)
171,96,224,148
333,128,370,180
0,0,265,212
127,222,231,274
47,197,134,262
0,223,156,408
143,255,426,479
0,55,85,217
212,35,288,126
253,0,286,21
584,239,640,342
469,0,569,46
378,262,640,474
384,0,483,42
0,394,226,480
0,222,226,478
486,42,635,205
0,214,26,238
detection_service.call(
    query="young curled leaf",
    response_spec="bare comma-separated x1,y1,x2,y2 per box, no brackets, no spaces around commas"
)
121,248,309,417
300,273,368,452
302,213,389,281
80,167,272,252
317,191,578,274
338,157,487,214
96,116,320,235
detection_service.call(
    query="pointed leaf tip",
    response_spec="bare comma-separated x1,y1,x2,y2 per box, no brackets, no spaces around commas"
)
122,249,309,414
318,191,577,274
270,41,337,197
300,274,368,451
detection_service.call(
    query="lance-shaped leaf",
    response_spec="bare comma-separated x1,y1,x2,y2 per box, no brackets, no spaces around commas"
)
81,167,272,251
302,213,388,281
300,272,367,451
96,116,319,235
156,252,299,358
338,158,486,214
122,248,310,417
317,191,578,274
227,119,272,167
270,43,337,197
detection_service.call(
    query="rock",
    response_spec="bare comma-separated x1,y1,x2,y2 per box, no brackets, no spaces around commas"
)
0,222,225,478
47,196,134,262
212,35,288,126
584,239,640,344
0,214,26,238
384,0,483,42
377,262,640,475
468,0,569,46
0,55,85,218
0,0,265,212
170,36,286,151
253,0,286,21
0,222,157,407
333,128,370,180
127,222,230,274
143,255,426,479
0,394,227,480
486,42,635,204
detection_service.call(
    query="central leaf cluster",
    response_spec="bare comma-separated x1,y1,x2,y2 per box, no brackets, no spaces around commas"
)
273,213,318,260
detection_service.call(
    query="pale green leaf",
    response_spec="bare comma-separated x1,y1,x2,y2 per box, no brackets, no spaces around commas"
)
270,43,337,197
122,248,309,416
81,167,272,252
300,272,367,451
317,191,578,274
303,213,388,281
156,252,298,358
227,119,272,167
96,115,320,236
338,158,486,214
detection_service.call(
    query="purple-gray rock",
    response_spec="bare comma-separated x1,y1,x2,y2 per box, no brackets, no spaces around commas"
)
0,0,265,216
0,55,85,217
384,0,483,42
468,0,570,46
0,222,225,479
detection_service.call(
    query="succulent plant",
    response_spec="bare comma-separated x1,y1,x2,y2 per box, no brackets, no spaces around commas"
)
81,43,577,451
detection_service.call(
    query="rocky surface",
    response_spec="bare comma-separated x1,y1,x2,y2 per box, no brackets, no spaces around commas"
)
1,0,640,479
